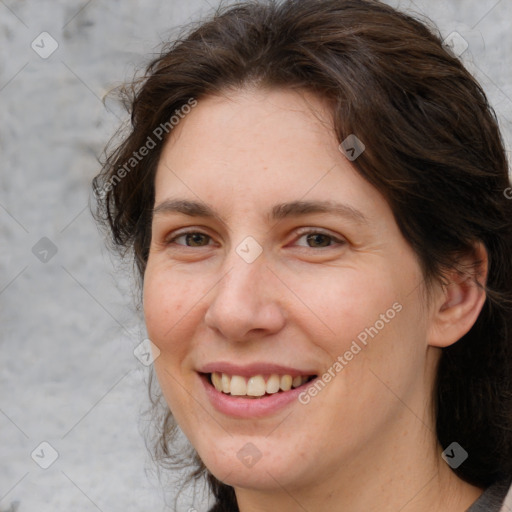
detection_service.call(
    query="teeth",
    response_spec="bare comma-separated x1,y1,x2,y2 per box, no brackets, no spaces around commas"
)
209,372,313,397
266,374,280,394
230,375,247,396
221,373,230,393
292,376,303,388
211,372,222,390
247,375,266,396
280,375,292,391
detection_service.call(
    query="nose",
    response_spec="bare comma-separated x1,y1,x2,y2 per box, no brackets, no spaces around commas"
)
204,252,286,342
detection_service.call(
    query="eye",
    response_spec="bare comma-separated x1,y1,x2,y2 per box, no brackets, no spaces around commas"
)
168,231,213,247
294,229,345,248
164,228,344,249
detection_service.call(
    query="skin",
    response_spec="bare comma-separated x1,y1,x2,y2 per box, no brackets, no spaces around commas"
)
143,87,487,512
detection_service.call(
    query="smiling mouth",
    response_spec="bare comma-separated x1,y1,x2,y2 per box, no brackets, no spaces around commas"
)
203,372,317,398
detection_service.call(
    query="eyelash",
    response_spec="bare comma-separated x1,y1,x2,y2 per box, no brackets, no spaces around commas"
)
166,228,345,249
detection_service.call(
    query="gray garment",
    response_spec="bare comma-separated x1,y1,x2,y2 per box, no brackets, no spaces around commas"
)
206,479,512,512
467,479,512,512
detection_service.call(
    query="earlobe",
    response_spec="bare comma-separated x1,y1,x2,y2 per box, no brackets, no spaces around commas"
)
427,243,488,348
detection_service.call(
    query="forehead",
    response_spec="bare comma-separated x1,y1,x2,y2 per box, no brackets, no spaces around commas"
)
153,88,386,223
157,88,337,174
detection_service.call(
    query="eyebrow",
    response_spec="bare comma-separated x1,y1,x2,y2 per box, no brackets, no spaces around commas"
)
152,198,367,224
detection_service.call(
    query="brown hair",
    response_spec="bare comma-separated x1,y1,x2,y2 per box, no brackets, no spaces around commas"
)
93,0,512,509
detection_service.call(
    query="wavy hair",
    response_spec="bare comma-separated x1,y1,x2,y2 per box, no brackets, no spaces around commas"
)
93,1,512,510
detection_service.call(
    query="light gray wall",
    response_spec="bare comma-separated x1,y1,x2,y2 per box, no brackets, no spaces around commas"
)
1,1,510,511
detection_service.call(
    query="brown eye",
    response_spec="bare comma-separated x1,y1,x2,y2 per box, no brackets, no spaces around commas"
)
170,232,212,247
305,233,333,248
294,229,345,249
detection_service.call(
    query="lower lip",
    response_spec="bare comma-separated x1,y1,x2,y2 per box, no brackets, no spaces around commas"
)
199,373,315,418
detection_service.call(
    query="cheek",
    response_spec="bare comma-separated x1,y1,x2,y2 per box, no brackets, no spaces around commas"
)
143,264,199,352
143,266,204,416
286,263,422,403
287,265,399,345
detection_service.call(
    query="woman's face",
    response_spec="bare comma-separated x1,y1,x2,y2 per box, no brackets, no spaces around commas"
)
144,88,436,493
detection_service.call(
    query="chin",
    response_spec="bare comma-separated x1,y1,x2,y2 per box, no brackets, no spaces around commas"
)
196,436,308,491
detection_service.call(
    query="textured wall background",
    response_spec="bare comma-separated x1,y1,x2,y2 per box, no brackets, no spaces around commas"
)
1,1,511,511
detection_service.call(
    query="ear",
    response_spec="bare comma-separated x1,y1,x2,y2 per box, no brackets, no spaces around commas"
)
427,242,488,348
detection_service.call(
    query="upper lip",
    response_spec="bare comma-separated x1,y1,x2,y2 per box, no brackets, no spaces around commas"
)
197,361,318,378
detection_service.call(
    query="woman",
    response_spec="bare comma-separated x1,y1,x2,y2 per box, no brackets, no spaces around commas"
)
93,0,512,510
